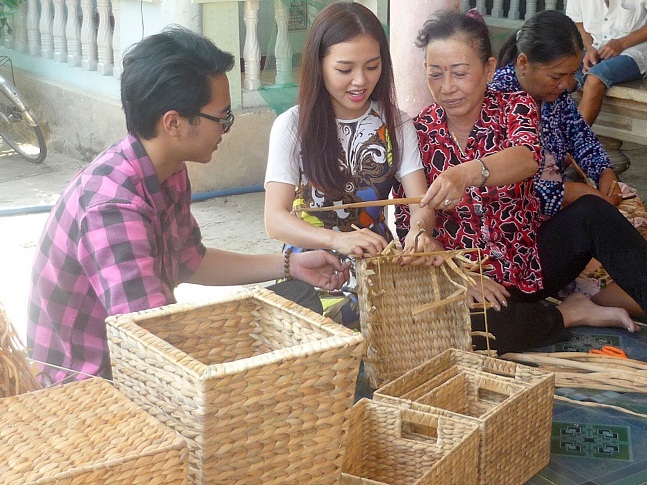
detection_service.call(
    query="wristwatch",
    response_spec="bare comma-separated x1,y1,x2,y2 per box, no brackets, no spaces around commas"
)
477,158,490,187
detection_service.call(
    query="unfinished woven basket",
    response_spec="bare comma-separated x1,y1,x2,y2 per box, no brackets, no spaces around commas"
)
106,286,365,485
0,300,41,398
356,253,473,388
0,377,188,484
340,398,479,485
374,348,555,485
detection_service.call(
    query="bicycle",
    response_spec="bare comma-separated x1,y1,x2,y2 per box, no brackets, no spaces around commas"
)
0,56,46,163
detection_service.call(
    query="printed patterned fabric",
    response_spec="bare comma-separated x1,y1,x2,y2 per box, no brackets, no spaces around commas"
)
394,89,544,293
490,63,613,217
293,106,395,243
27,135,205,385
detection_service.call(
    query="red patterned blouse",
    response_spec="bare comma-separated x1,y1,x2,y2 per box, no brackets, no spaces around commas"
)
394,89,544,293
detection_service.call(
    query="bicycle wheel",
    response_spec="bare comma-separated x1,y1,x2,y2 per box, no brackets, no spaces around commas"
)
0,77,47,163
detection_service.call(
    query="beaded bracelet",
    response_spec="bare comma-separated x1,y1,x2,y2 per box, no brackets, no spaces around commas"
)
283,247,293,280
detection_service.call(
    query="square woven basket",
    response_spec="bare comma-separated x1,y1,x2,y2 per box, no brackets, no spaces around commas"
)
106,286,365,485
374,349,555,485
340,398,479,485
0,300,41,398
0,377,188,484
356,254,473,389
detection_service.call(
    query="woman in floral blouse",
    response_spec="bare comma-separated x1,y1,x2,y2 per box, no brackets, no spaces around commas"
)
395,10,647,354
491,10,645,318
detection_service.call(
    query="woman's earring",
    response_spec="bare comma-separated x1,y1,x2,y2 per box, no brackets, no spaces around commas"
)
520,70,525,78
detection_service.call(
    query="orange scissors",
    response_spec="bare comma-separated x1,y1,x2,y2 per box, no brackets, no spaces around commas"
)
589,345,628,359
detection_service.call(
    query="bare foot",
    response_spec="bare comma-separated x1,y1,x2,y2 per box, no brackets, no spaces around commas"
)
557,292,638,332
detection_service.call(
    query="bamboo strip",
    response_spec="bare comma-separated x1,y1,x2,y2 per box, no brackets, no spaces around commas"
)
555,395,647,420
295,197,423,213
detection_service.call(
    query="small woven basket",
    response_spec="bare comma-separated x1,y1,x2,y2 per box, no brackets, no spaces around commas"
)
106,286,365,485
340,398,479,485
0,300,41,398
356,253,473,388
0,377,188,484
374,348,554,485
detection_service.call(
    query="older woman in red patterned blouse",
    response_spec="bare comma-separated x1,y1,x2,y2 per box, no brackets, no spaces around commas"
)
395,10,647,354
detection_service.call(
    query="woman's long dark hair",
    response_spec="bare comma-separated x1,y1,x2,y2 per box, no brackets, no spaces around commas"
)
297,2,399,197
498,10,583,67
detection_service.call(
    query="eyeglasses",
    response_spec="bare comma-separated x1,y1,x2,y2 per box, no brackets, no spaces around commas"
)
197,110,235,133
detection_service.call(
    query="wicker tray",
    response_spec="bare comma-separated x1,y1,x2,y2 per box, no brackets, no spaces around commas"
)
356,254,472,389
0,377,188,484
106,286,365,485
0,300,41,397
374,348,554,485
340,398,479,485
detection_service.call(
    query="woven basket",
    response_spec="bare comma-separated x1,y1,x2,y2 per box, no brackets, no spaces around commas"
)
106,286,365,485
0,377,188,484
340,398,479,485
0,300,41,397
356,254,472,388
374,348,554,485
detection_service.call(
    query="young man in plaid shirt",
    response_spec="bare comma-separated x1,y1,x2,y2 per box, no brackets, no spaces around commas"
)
27,26,350,386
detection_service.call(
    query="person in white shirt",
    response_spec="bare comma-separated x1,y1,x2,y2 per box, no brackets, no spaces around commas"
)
566,0,647,125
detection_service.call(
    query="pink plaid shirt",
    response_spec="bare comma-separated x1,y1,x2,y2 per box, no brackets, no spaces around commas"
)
27,135,206,385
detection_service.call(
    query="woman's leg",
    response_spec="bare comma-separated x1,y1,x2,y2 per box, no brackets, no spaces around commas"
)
537,194,647,314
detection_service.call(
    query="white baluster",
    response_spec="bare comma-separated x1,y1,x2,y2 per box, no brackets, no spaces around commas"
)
274,0,293,85
525,0,537,19
545,0,557,10
491,0,504,18
53,0,67,62
96,0,112,75
111,0,121,77
508,0,520,20
14,2,28,53
243,0,261,91
459,0,470,13
27,0,40,55
66,0,81,66
81,0,97,70
39,0,54,58
475,0,486,16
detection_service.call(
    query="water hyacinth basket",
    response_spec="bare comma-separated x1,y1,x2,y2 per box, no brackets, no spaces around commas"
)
374,348,555,485
356,253,473,388
106,287,365,485
0,300,41,398
340,398,479,485
0,377,188,484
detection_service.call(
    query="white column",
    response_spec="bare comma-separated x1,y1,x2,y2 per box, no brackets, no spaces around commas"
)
52,0,67,62
81,0,97,70
26,0,40,55
525,0,537,19
14,2,28,53
274,0,293,85
112,0,121,78
391,0,459,117
65,0,82,66
96,0,113,75
459,0,470,12
243,1,261,91
508,0,520,20
545,0,557,10
475,0,486,15
160,0,200,31
491,0,504,17
39,0,54,58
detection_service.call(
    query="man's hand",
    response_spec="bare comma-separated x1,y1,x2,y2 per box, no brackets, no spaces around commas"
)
598,39,624,59
290,250,351,290
582,47,599,73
